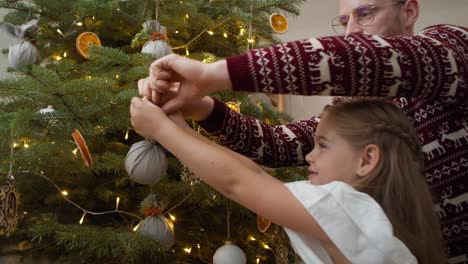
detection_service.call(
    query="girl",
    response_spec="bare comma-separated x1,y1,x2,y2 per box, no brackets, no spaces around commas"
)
130,98,444,263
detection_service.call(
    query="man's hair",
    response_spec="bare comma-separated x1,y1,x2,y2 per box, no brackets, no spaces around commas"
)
323,99,445,263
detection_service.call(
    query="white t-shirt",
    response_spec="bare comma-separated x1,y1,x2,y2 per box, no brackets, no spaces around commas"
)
283,181,417,264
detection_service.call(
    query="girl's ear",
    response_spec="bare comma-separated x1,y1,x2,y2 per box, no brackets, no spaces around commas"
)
356,144,381,177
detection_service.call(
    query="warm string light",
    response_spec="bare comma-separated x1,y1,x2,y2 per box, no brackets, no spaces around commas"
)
257,258,260,264
79,212,86,224
207,30,214,35
17,171,144,232
248,235,256,241
133,222,141,232
115,197,120,211
72,148,78,155
168,213,176,221
125,129,130,140
183,247,192,254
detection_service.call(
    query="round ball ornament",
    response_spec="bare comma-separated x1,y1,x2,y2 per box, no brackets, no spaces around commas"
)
213,241,247,264
135,215,175,249
141,20,172,59
124,140,168,185
0,20,41,70
0,179,19,238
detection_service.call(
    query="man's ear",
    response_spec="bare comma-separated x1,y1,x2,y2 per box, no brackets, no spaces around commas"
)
356,144,381,177
402,0,419,29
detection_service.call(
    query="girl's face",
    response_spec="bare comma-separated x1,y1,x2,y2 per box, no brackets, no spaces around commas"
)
305,117,363,186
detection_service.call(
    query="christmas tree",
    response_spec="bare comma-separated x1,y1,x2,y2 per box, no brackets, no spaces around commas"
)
0,0,306,263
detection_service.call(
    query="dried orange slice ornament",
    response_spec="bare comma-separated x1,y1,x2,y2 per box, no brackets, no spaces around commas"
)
75,32,102,59
72,129,93,168
269,13,288,34
226,102,241,113
257,214,272,233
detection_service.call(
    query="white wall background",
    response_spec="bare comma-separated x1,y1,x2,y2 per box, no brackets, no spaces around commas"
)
0,1,467,119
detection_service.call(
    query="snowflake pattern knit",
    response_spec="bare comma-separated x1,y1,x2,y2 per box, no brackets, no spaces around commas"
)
198,24,468,259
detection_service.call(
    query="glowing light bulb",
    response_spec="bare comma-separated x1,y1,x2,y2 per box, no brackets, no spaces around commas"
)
125,129,129,140
223,32,228,38
72,148,78,155
79,212,86,224
257,258,260,264
76,22,83,26
183,247,192,254
207,31,214,35
115,197,120,210
248,235,256,241
169,213,176,221
133,222,141,231
62,190,68,196
63,52,68,57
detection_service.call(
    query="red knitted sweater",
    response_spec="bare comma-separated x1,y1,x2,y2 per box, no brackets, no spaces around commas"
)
198,24,468,258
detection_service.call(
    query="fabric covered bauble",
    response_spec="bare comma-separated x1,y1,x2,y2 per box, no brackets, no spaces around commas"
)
136,215,174,249
141,20,172,59
213,241,247,264
0,19,41,70
0,178,19,238
124,140,168,185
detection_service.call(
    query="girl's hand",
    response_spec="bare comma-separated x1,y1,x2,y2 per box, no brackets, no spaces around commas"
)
130,96,168,139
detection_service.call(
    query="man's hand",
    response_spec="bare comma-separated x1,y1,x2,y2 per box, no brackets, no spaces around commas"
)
147,54,231,114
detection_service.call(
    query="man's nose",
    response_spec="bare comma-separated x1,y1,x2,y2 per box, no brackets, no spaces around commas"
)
345,15,363,35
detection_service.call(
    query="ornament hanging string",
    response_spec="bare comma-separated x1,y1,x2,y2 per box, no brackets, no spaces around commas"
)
155,0,160,22
8,130,14,180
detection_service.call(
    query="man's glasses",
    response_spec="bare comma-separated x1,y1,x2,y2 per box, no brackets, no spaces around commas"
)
331,1,406,35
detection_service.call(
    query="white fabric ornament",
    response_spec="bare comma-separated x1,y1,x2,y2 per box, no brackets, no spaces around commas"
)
136,215,174,249
125,140,168,185
0,19,41,70
141,20,172,59
213,241,247,264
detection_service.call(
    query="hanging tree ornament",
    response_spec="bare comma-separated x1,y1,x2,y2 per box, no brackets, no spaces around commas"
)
0,178,19,238
134,194,174,249
141,20,172,59
269,13,289,34
213,205,247,264
124,140,168,185
72,129,93,168
0,19,41,70
75,31,102,59
1,133,19,238
257,214,272,233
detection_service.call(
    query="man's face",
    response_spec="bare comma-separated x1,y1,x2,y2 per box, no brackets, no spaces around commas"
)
338,0,405,36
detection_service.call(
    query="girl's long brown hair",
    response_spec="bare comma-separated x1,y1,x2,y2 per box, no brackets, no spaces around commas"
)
323,99,445,264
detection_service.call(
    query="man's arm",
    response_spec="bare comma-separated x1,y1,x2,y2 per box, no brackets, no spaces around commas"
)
227,25,467,98
197,97,317,168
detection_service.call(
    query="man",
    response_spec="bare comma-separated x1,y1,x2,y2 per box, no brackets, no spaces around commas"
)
140,0,467,258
